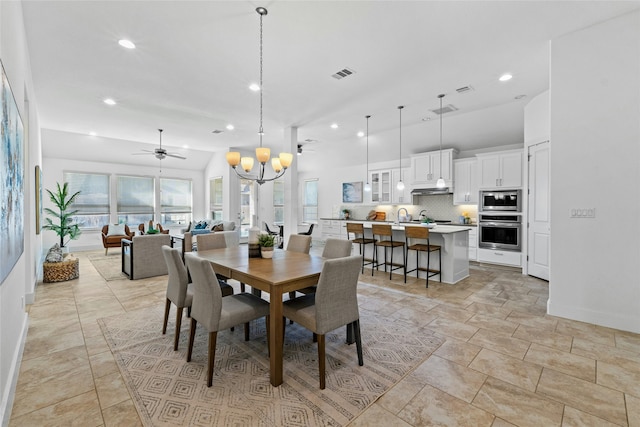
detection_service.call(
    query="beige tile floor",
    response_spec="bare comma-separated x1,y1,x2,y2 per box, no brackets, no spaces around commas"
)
9,247,640,426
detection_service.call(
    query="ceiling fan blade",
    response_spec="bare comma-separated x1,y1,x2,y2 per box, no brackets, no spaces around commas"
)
165,153,186,160
132,152,155,156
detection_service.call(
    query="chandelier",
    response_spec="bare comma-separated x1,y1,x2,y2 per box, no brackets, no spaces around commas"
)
226,7,293,185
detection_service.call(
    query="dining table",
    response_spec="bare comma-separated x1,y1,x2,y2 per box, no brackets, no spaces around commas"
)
195,246,325,386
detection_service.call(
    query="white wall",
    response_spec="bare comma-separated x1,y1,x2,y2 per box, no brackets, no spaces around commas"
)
524,90,550,145
0,1,41,423
549,10,640,333
41,157,206,252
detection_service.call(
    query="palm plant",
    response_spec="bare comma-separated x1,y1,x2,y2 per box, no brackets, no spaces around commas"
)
42,182,81,248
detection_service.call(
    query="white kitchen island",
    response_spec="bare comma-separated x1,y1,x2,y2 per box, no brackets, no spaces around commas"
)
360,222,471,284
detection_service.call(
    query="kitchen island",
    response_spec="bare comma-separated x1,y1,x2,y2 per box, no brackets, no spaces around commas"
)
359,222,471,284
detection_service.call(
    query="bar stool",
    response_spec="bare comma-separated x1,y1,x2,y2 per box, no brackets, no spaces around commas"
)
346,222,376,273
371,224,406,281
405,226,441,287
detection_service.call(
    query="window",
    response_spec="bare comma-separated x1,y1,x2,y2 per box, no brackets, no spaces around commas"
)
240,179,255,238
210,177,223,221
302,179,318,223
64,172,110,229
117,175,154,225
273,180,284,224
160,178,192,227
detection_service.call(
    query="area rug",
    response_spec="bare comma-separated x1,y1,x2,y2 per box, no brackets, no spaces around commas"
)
98,296,444,426
88,253,128,281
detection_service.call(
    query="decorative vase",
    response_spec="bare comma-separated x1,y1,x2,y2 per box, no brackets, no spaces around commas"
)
261,247,274,258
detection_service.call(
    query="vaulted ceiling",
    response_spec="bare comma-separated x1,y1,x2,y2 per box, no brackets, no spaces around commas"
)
22,1,640,172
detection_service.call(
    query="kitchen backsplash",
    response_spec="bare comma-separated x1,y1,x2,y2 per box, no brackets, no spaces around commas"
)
336,194,478,224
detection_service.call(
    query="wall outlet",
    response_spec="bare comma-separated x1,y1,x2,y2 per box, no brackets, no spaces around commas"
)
570,208,596,218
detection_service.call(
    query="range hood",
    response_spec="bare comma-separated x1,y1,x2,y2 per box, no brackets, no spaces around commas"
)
411,187,450,196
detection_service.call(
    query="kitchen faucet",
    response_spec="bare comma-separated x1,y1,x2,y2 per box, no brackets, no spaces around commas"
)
397,207,409,223
418,209,428,220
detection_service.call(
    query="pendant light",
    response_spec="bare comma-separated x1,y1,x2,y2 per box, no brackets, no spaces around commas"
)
396,106,405,191
436,94,446,188
364,115,372,192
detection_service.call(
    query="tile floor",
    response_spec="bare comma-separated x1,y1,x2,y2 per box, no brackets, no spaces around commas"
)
9,247,640,426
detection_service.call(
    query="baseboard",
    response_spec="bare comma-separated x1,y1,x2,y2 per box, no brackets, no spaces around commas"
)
548,299,640,334
0,312,29,427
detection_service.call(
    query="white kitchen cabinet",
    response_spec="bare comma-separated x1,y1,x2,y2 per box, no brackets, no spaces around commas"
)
477,149,523,189
478,248,521,267
392,168,409,204
453,158,478,204
468,227,477,261
370,169,391,203
409,149,456,188
321,219,345,241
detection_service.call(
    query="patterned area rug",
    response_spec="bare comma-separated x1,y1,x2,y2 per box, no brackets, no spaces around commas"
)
88,253,128,281
98,295,444,426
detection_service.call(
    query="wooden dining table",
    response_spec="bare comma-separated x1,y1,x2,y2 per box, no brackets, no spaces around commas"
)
195,246,325,386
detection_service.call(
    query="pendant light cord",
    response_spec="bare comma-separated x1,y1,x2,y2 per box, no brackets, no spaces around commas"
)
398,106,403,180
366,115,371,176
439,94,444,178
258,10,264,147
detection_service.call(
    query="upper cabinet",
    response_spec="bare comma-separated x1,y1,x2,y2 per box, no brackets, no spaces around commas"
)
453,158,478,205
409,149,456,188
370,169,392,203
477,149,523,189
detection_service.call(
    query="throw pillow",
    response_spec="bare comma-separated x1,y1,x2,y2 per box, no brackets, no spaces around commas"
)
212,224,224,232
190,229,211,235
194,221,206,230
107,224,126,236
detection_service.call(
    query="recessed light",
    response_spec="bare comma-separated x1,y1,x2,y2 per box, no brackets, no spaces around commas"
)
357,131,364,137
422,117,432,122
182,144,189,149
226,124,235,131
499,73,513,82
249,83,260,91
118,39,136,49
103,98,116,105
330,123,338,129
89,131,97,136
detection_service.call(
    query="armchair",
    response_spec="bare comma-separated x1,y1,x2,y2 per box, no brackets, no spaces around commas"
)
101,224,135,255
122,234,171,280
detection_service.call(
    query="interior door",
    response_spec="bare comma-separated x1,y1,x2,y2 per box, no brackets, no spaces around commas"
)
527,141,550,280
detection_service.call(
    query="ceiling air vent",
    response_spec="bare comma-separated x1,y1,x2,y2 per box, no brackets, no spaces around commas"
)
431,104,458,115
456,85,474,94
331,68,356,80
211,129,224,134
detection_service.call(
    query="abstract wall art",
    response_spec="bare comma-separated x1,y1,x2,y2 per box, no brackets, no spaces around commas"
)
1,60,25,284
342,181,363,203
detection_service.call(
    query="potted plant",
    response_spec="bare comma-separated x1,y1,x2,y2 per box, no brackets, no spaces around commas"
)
342,208,351,219
42,182,82,249
258,233,276,258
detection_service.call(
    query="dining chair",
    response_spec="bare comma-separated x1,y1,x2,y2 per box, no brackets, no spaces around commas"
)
298,223,314,236
161,246,194,351
283,255,363,389
184,253,270,387
162,247,233,351
196,232,245,292
286,234,312,254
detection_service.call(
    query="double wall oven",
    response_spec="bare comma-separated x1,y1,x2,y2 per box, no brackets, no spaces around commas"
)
479,190,522,252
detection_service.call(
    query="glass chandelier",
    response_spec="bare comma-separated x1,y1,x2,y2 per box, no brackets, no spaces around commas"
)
226,7,293,185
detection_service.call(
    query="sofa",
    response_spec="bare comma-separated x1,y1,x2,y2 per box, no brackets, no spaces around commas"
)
181,220,239,253
101,224,135,255
121,234,171,280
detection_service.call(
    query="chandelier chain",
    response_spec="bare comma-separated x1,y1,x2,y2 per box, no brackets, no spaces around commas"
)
259,11,264,143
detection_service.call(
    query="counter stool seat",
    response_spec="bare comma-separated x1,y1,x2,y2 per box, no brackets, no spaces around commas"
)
405,226,441,287
371,224,406,281
346,223,376,273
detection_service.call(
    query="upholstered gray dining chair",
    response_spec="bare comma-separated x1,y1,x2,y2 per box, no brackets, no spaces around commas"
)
286,234,312,254
161,246,194,351
196,232,245,292
283,255,363,389
184,253,270,387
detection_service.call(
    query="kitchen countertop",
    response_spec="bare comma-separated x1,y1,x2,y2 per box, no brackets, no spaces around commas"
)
320,218,477,227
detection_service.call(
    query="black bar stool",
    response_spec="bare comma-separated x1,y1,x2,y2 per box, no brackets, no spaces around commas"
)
346,222,376,273
371,224,406,281
405,226,441,287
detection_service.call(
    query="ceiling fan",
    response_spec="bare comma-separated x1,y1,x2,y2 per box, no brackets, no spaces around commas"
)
133,129,186,160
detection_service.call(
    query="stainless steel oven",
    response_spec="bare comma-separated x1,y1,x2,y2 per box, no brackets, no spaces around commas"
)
480,190,522,212
479,214,521,251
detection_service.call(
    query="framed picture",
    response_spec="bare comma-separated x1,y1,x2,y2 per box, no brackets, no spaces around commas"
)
1,59,25,284
342,181,363,203
35,165,42,234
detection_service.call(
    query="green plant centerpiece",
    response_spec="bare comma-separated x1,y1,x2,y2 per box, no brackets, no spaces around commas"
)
42,182,82,248
258,233,275,258
342,208,351,219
